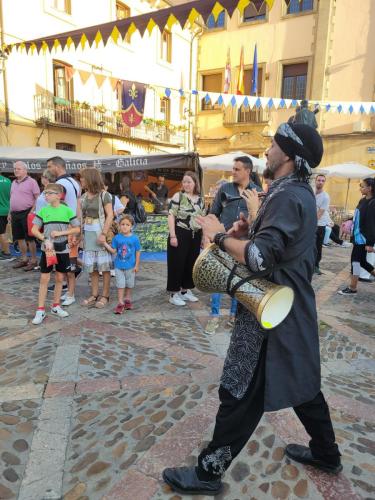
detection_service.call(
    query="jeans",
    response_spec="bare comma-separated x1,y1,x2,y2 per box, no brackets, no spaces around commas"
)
211,293,237,317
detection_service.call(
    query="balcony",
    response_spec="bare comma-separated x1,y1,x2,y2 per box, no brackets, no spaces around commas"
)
34,94,187,146
223,106,270,126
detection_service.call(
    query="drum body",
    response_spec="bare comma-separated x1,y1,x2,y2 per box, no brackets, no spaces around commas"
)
193,244,294,330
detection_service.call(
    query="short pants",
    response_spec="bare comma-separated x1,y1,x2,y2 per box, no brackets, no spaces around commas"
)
11,208,34,241
114,267,135,289
0,215,7,234
40,251,71,274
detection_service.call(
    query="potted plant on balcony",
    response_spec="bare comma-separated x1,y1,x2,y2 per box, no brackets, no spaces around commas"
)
94,104,106,114
80,101,91,110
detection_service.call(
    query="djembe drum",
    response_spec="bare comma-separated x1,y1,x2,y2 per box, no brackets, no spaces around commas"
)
193,244,294,330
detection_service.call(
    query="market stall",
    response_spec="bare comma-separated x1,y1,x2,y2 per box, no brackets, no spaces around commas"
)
0,147,201,252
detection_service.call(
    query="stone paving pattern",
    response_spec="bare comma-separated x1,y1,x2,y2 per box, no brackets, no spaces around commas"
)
0,245,374,499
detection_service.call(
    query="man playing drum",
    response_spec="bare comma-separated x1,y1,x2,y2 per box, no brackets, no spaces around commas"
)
163,123,342,496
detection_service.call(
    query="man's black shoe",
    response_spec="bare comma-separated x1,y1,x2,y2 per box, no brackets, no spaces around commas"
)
285,444,342,474
162,466,222,496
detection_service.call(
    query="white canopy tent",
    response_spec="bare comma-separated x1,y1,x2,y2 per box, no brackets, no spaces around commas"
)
315,162,375,210
200,151,267,173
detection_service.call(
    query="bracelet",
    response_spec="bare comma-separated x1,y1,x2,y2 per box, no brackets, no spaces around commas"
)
214,232,230,252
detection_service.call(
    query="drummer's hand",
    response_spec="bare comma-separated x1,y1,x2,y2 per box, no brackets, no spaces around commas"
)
196,214,225,242
201,235,211,249
241,189,259,218
227,213,249,238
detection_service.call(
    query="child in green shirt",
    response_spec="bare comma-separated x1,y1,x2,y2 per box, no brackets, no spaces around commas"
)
31,183,80,325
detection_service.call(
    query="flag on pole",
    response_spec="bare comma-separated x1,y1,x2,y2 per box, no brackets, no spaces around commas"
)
251,44,258,95
236,46,245,95
223,48,231,94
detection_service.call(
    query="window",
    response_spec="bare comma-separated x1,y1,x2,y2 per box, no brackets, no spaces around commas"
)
201,73,222,111
287,0,313,14
53,60,74,124
281,63,308,100
116,2,131,43
160,30,172,63
243,1,266,22
48,0,71,14
56,142,76,151
160,97,171,124
206,10,225,29
116,1,130,19
238,68,263,122
244,68,263,96
53,60,74,102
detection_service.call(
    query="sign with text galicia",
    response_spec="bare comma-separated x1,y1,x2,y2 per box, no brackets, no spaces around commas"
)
120,80,147,127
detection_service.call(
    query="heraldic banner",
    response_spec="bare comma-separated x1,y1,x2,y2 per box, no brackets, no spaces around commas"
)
120,80,147,127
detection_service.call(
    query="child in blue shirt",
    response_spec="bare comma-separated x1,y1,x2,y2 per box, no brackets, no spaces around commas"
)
103,214,141,314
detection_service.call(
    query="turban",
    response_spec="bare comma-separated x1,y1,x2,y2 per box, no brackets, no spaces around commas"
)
274,123,323,175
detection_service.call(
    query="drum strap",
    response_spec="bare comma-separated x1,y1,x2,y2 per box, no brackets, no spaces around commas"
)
226,264,271,298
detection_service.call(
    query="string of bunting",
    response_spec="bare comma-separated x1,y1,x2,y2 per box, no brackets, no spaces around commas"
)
3,0,280,53
151,84,375,116
57,68,375,115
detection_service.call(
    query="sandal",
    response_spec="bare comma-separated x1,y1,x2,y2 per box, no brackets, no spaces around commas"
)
81,295,98,307
95,296,109,309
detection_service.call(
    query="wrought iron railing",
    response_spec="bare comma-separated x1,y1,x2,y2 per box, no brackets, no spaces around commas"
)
223,106,270,125
34,94,186,146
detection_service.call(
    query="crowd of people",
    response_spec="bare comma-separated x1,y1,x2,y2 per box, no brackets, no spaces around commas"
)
0,123,374,496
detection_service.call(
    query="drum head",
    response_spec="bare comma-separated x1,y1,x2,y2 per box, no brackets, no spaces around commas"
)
260,286,294,330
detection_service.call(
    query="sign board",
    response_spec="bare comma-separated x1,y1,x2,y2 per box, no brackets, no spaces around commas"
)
367,147,375,154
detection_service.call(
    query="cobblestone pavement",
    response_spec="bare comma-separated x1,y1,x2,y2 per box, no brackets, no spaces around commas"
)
0,246,374,499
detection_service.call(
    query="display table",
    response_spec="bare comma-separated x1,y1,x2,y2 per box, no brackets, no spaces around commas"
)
134,214,169,252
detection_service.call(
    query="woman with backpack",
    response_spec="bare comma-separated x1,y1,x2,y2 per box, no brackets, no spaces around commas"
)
80,168,114,308
339,177,375,295
167,171,205,306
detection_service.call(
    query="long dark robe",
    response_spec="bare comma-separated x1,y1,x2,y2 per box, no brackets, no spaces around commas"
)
221,178,321,412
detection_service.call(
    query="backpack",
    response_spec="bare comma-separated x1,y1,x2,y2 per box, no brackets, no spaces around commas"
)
134,199,147,223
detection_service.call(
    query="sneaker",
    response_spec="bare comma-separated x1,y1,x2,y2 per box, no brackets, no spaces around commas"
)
114,303,125,314
204,317,219,335
48,283,68,293
340,241,351,248
51,305,69,318
169,294,186,306
0,252,15,261
338,287,357,295
358,277,375,283
124,300,133,310
180,290,199,302
61,295,76,306
61,292,67,301
32,310,46,325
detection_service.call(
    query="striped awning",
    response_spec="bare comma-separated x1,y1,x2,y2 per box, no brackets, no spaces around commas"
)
5,0,280,54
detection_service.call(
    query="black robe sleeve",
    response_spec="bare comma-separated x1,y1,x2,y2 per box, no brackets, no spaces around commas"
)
245,192,303,273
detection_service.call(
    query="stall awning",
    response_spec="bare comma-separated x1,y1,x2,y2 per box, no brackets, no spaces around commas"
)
6,0,277,53
0,147,199,174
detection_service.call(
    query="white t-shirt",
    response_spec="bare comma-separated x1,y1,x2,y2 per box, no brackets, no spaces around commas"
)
315,191,330,226
57,176,81,214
